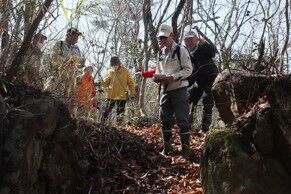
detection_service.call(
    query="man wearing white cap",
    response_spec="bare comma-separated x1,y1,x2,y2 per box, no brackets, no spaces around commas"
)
183,30,218,133
154,23,194,160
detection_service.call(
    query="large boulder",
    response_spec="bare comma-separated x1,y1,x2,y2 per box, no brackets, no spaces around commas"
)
267,75,291,173
0,93,5,122
0,84,84,194
212,70,273,125
202,75,291,194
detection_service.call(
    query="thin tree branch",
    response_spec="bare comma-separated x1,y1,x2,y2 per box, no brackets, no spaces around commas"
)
6,0,54,80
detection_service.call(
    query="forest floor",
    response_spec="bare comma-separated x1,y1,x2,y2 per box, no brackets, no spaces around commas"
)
79,121,205,194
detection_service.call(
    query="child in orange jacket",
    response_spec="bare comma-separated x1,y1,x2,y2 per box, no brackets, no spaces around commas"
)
74,66,96,119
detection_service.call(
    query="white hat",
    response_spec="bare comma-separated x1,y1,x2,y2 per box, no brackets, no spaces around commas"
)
157,24,173,37
184,31,196,39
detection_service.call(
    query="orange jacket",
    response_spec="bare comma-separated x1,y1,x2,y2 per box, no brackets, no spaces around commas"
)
75,72,96,107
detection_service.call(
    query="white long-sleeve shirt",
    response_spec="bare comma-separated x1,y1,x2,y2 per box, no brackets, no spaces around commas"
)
156,42,192,91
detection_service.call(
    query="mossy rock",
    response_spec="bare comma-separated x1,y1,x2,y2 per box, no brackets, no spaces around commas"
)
201,127,291,194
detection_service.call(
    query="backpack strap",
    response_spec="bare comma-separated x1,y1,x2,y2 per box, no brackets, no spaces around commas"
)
172,44,196,84
60,41,64,56
172,44,182,70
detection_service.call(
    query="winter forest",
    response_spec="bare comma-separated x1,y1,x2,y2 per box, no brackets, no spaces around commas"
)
0,0,290,193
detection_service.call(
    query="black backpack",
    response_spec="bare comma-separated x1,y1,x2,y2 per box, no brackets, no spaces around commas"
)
171,44,195,84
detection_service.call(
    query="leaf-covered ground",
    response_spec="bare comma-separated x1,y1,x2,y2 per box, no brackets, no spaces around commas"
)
78,121,205,194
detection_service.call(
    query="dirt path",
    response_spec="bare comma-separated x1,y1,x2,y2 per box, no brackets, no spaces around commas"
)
81,123,205,193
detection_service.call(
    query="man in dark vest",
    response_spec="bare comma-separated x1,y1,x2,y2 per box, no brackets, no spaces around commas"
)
183,31,218,133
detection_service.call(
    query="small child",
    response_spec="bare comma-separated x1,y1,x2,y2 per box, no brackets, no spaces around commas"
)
74,66,97,119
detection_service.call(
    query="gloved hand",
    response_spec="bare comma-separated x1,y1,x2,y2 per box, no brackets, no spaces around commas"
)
97,88,104,93
129,96,136,101
162,75,175,84
94,82,101,87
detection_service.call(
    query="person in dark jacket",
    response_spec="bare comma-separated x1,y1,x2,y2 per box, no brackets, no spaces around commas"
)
183,31,218,133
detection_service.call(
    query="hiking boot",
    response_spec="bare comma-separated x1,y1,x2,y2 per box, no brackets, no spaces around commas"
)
160,143,173,156
179,148,196,162
161,129,173,156
198,128,207,134
201,113,212,132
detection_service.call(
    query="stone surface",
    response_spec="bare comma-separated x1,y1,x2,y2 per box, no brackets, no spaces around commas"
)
0,88,84,194
267,75,291,174
212,70,273,125
202,75,291,194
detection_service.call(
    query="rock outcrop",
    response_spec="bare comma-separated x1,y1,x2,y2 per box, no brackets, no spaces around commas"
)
201,75,291,194
0,84,84,194
212,70,273,125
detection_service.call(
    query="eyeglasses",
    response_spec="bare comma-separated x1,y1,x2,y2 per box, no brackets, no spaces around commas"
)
157,36,168,41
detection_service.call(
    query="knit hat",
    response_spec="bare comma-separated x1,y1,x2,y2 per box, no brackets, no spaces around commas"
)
34,32,47,40
84,65,93,71
67,27,82,35
110,56,121,66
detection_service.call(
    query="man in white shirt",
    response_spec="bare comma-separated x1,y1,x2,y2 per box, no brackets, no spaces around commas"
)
154,24,194,160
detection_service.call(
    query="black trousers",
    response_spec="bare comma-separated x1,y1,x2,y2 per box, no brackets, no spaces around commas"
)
188,74,217,131
102,99,126,122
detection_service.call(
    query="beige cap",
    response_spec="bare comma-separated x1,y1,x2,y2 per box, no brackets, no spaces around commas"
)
157,24,173,37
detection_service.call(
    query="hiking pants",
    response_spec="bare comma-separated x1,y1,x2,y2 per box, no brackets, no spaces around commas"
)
101,99,126,122
159,87,191,149
188,82,214,131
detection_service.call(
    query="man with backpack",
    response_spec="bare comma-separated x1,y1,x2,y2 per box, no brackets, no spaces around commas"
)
46,27,85,101
154,24,194,160
183,30,219,133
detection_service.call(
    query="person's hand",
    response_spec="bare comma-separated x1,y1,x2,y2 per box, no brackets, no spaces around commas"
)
135,71,142,76
153,77,162,83
129,96,136,101
78,57,86,65
197,33,206,45
162,76,175,84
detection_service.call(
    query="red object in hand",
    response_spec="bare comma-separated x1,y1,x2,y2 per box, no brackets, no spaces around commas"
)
141,67,156,78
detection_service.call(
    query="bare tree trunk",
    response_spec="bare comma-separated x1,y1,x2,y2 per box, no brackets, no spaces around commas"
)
0,0,9,51
23,0,37,36
280,0,290,72
0,0,10,72
172,0,186,42
178,0,193,40
139,0,151,117
6,0,54,80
